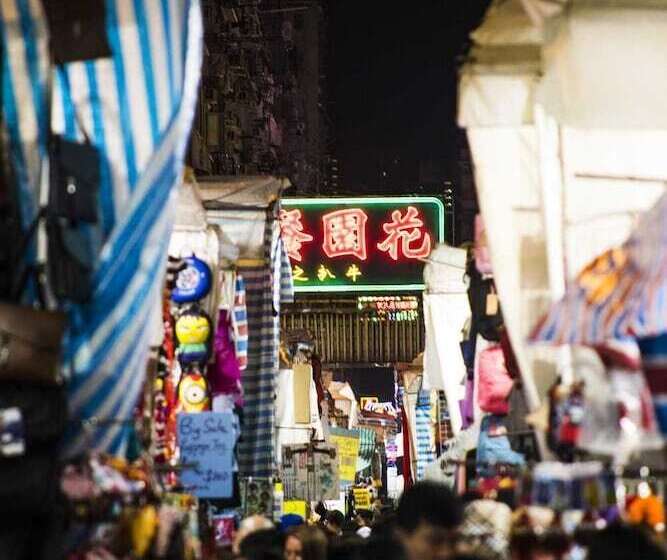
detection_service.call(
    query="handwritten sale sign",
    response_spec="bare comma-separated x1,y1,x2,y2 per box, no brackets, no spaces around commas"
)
177,412,237,498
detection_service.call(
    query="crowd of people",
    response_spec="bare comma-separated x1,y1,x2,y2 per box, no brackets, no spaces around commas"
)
222,481,667,560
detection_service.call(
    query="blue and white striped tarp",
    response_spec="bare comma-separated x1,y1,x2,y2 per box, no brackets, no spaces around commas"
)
415,389,434,481
0,0,202,457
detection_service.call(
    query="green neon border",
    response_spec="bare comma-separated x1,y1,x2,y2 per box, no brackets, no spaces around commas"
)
283,196,444,294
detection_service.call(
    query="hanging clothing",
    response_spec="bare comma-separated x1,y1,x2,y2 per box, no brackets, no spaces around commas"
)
415,390,435,481
423,293,470,434
274,368,323,463
237,216,293,478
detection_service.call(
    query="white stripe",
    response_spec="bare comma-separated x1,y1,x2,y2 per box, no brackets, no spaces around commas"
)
72,204,173,379
169,0,184,96
51,68,65,135
115,0,153,170
145,0,171,127
4,0,41,206
93,58,131,220
66,62,91,142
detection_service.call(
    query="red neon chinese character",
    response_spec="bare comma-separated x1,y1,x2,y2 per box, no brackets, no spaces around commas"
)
377,206,432,261
322,209,368,260
280,209,313,262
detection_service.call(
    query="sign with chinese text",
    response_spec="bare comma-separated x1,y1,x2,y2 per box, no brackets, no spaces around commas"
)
177,412,236,498
330,427,361,484
281,197,445,292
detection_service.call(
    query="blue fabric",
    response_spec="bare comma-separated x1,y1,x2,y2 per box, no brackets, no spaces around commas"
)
415,389,434,480
0,0,203,457
476,414,525,467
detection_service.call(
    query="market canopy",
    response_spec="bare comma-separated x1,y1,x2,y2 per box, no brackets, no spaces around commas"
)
458,0,667,404
1,1,203,457
531,190,667,345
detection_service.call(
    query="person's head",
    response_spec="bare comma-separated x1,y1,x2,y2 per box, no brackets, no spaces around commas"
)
356,509,373,527
327,536,365,560
239,528,283,560
324,510,345,537
365,533,409,560
395,481,464,560
234,515,276,555
587,524,667,560
284,525,328,560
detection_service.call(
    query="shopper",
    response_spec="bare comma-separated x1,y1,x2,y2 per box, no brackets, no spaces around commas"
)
586,524,667,560
284,525,328,560
323,510,344,539
355,509,373,538
234,516,276,556
238,528,284,560
395,481,464,560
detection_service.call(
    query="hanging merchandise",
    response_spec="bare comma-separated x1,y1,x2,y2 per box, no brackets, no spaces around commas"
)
241,478,274,517
476,414,525,468
423,244,470,435
208,310,242,401
547,380,585,463
177,371,211,413
171,255,213,304
579,347,662,463
175,306,212,367
477,344,514,415
467,258,503,343
627,480,666,532
281,444,340,501
531,462,617,514
473,214,493,276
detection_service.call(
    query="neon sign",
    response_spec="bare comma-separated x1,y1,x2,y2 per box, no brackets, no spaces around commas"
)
377,206,432,261
280,197,445,292
279,208,313,262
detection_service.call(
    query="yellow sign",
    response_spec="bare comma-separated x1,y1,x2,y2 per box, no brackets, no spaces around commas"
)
353,488,371,510
283,500,307,519
330,428,360,483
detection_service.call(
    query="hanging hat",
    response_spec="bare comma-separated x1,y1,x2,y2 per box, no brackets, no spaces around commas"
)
171,255,212,303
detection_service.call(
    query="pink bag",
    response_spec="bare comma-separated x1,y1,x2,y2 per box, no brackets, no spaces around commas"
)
474,214,493,276
478,344,513,414
207,310,242,397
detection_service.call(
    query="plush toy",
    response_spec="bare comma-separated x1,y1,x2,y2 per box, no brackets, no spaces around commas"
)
175,306,211,366
177,371,210,413
171,255,212,303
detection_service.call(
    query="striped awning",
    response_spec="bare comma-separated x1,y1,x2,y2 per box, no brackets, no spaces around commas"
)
0,0,202,457
531,190,667,346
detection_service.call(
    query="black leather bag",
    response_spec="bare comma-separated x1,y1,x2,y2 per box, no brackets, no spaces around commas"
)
40,0,111,64
48,135,100,224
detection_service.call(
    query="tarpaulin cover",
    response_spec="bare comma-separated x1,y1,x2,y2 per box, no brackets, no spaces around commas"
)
531,191,667,345
1,0,203,457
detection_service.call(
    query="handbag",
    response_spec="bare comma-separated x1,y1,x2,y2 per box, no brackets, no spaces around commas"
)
40,0,111,64
0,301,65,385
477,345,514,415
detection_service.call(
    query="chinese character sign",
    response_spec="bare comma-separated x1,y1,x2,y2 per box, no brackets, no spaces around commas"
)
280,197,444,292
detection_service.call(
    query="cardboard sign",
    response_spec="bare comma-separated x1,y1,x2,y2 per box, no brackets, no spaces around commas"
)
330,428,360,484
353,487,371,510
281,444,340,501
283,500,307,519
177,412,236,498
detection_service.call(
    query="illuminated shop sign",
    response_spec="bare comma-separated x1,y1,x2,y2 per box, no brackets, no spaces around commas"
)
281,197,444,292
357,296,420,322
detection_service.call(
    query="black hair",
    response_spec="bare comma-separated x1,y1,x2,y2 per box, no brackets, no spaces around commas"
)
326,510,345,528
364,534,409,560
396,481,463,533
327,536,365,560
356,509,373,524
239,528,284,560
587,524,667,560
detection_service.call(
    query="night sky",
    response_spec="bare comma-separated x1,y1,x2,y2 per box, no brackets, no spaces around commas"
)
328,1,490,194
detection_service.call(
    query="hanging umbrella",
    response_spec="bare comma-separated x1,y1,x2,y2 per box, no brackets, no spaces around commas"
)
530,190,667,346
